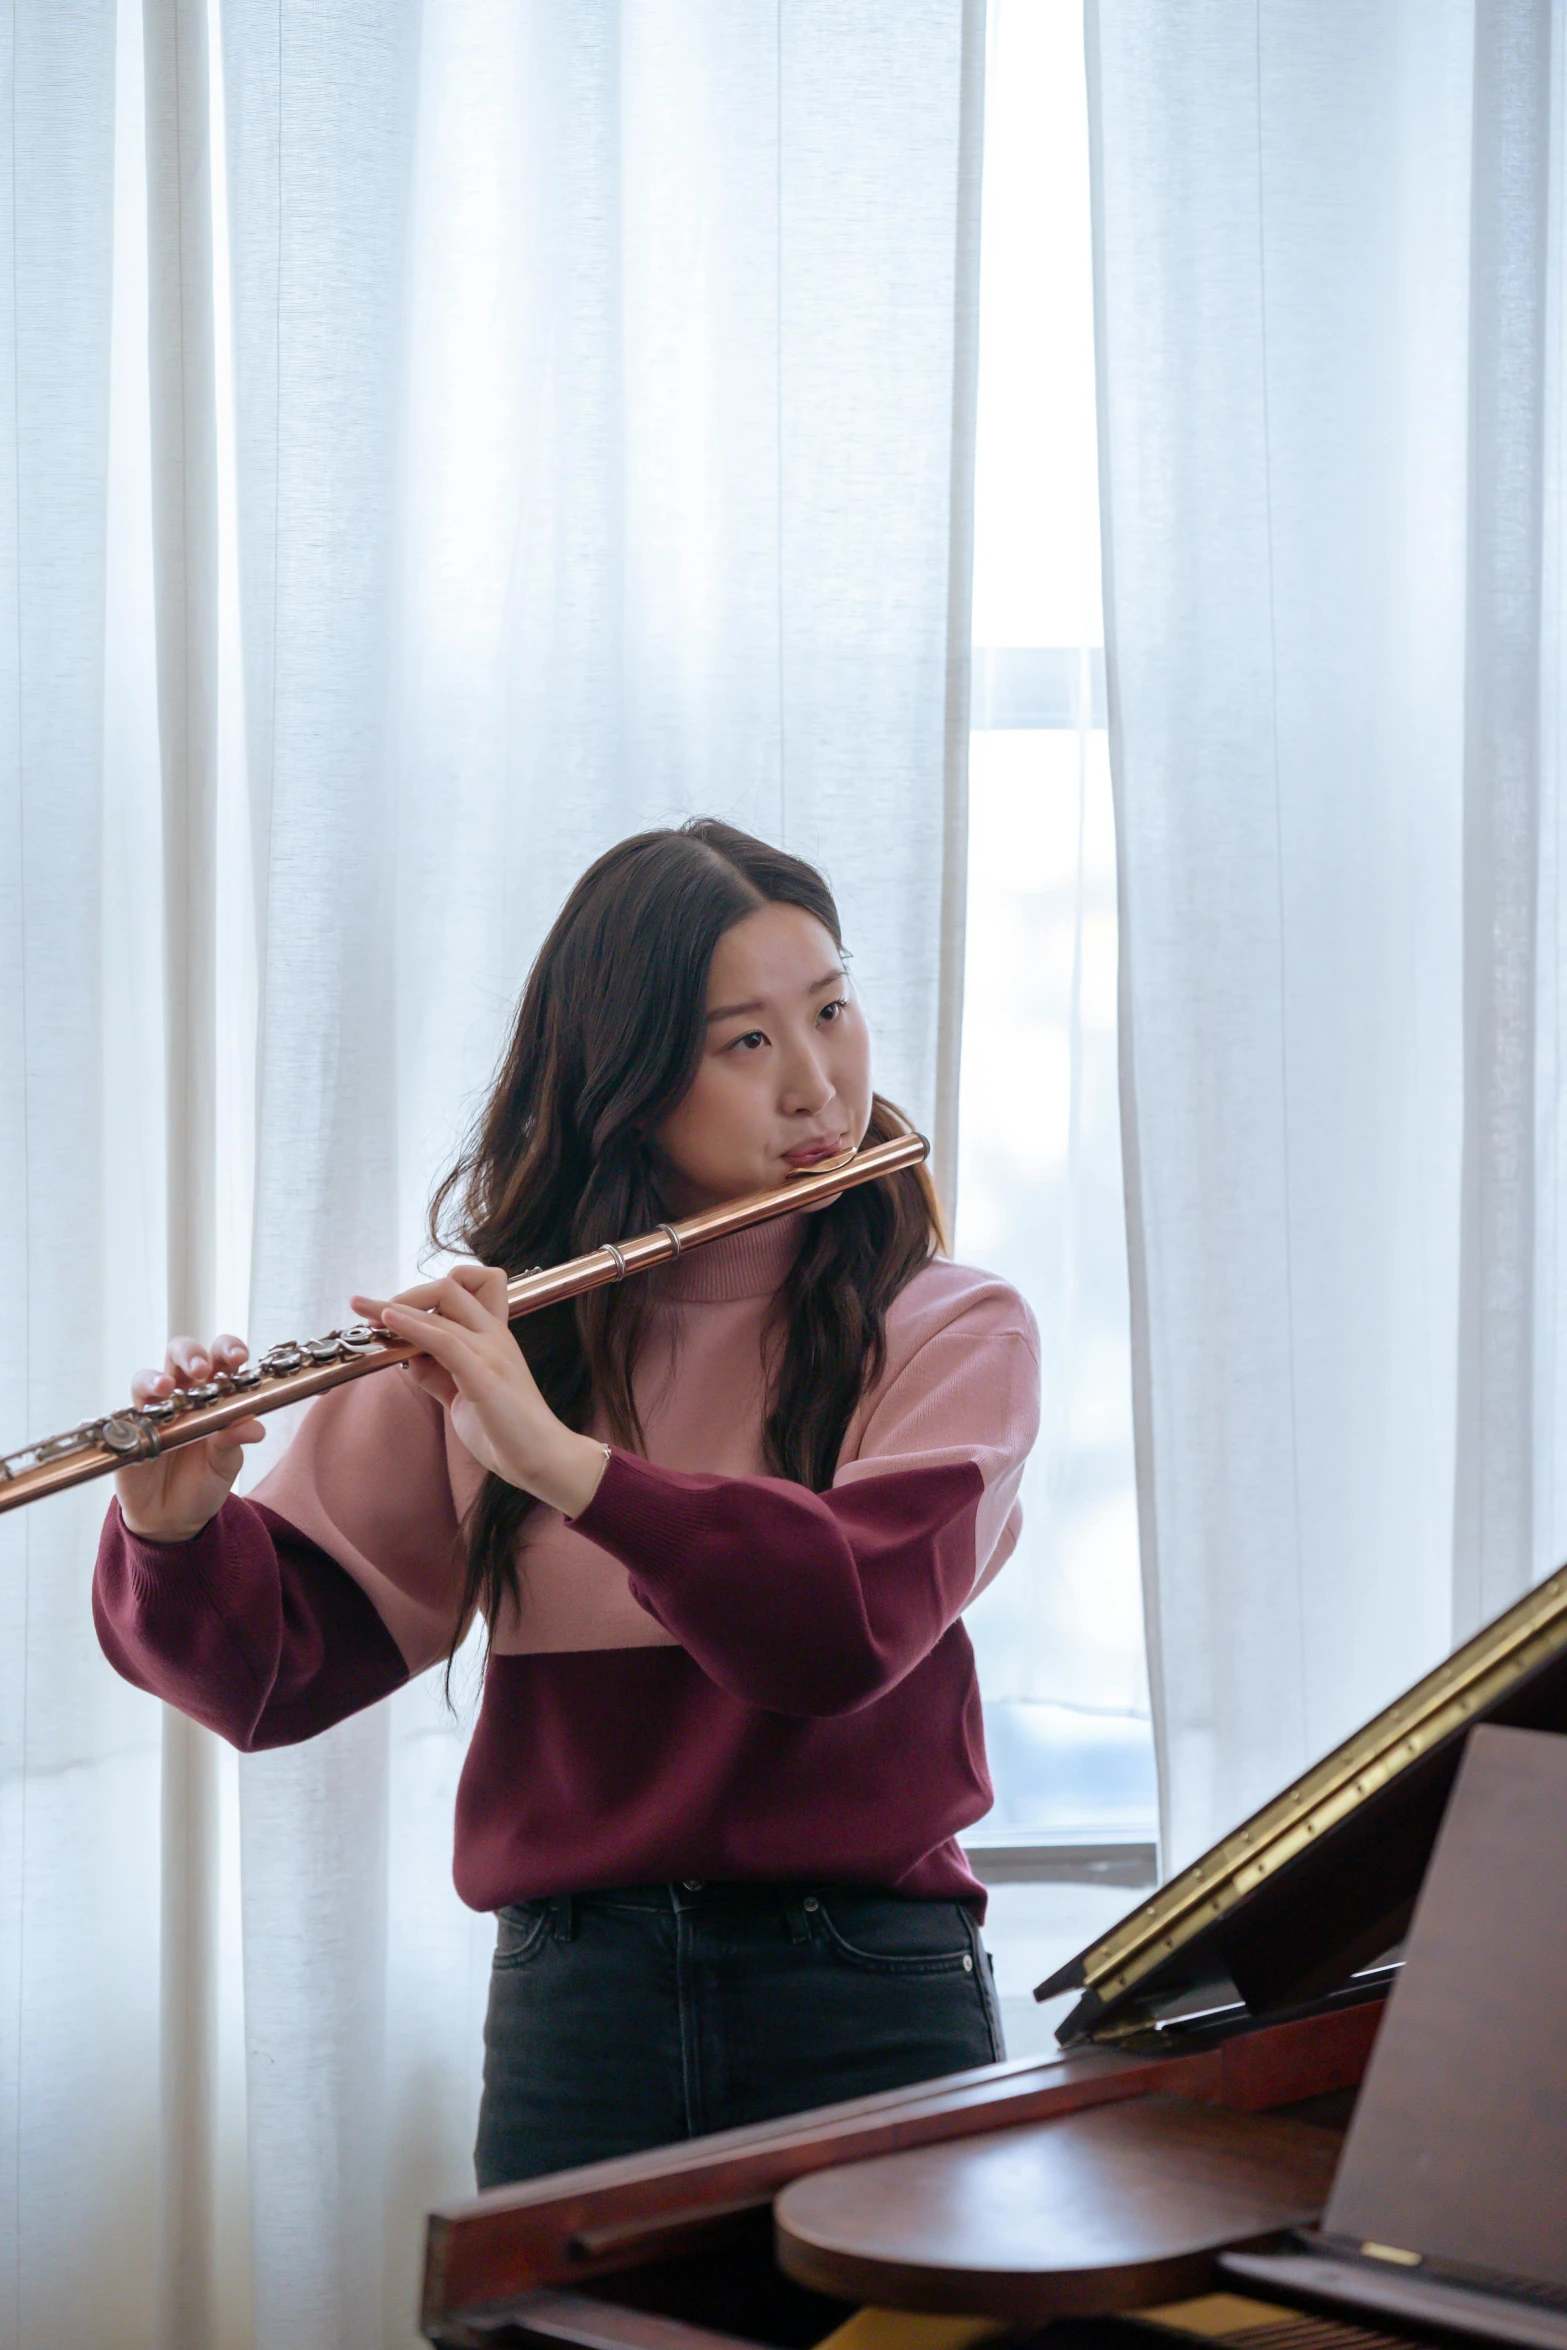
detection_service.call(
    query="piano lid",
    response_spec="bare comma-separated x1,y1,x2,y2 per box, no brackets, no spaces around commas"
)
1040,1559,1567,2045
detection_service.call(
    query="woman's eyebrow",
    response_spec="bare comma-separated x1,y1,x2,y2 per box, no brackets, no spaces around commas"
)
706,969,845,1024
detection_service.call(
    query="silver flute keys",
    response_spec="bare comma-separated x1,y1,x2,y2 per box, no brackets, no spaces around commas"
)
0,1322,392,1482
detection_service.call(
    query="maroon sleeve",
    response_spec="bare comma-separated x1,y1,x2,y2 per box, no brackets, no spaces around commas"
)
93,1495,409,1749
570,1449,986,1717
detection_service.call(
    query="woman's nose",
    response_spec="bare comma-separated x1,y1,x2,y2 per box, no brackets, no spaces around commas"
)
779,1041,835,1116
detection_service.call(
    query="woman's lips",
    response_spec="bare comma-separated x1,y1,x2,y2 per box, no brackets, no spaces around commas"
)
783,1135,849,1169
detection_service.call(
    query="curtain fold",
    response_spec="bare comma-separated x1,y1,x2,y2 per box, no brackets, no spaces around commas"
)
1456,0,1555,1635
144,1,224,2340
0,6,159,2348
219,9,419,2339
1088,0,1567,1873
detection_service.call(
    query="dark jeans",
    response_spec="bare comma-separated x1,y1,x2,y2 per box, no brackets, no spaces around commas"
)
474,1880,1006,2188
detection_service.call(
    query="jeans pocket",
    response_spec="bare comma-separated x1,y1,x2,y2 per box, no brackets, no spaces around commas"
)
492,1901,553,1972
812,1893,979,1977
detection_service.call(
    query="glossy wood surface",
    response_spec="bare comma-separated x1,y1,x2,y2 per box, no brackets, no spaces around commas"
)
422,2003,1383,2337
1324,1725,1567,2284
449,2287,770,2350
774,2098,1341,2321
425,2046,1150,2326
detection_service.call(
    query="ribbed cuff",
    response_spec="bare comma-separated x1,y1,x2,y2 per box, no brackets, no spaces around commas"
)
118,1494,247,1605
568,1447,698,1583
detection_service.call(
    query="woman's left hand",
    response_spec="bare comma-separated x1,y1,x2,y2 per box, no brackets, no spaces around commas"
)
350,1265,609,1520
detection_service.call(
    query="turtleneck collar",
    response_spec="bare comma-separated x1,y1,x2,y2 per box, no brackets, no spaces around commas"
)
651,1210,806,1304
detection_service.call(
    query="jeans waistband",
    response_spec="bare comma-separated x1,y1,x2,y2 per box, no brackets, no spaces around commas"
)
561,1879,837,1912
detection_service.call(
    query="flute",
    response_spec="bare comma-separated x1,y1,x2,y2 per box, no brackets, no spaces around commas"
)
0,1130,930,1517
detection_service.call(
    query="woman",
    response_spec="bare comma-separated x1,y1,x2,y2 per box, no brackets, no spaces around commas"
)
94,819,1041,2186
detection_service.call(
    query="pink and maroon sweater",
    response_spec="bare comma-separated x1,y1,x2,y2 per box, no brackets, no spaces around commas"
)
94,1216,1041,1910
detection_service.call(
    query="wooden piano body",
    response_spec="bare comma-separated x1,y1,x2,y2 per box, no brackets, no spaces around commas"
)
420,1562,1567,2350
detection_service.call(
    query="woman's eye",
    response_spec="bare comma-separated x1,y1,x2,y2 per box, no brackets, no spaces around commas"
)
729,1030,767,1053
818,998,849,1024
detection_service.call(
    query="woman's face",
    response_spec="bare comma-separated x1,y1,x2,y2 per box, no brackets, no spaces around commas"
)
650,903,873,1214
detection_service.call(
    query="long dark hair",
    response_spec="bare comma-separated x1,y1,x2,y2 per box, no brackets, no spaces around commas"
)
430,818,946,1663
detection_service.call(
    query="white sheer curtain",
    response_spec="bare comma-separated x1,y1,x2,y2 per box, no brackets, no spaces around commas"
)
0,2,982,2346
1087,0,1567,1871
0,9,164,2348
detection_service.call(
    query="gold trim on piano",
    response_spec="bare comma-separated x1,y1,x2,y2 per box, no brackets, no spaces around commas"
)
811,2314,1008,2350
1071,1560,1567,2013
1137,2294,1316,2335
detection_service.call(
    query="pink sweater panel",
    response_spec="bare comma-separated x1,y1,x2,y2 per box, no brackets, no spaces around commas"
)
94,1215,1040,1909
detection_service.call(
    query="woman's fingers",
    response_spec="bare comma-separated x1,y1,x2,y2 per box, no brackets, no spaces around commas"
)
353,1277,464,1315
375,1300,481,1370
165,1333,250,1383
130,1333,251,1409
404,1356,459,1409
203,1418,267,1469
443,1261,510,1312
352,1266,506,1335
352,1286,417,1318
113,1333,261,1541
426,1279,501,1334
168,1335,214,1381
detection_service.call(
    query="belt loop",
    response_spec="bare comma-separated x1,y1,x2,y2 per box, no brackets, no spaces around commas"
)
551,1894,576,1943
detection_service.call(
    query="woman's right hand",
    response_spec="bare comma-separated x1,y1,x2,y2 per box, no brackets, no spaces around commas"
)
113,1335,267,1543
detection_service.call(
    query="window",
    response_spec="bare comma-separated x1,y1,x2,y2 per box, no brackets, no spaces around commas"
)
957,0,1155,2044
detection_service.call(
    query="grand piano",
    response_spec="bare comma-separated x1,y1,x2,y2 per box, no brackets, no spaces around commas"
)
418,1561,1567,2350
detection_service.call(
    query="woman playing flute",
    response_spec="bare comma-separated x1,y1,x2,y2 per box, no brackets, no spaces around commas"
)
94,819,1041,2186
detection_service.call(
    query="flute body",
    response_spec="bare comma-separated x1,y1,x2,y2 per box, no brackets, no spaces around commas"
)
0,1131,929,1518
